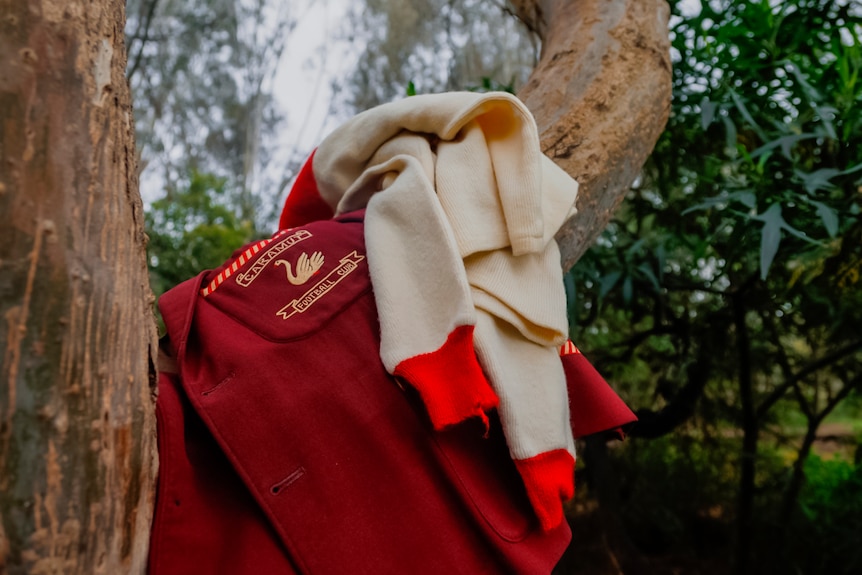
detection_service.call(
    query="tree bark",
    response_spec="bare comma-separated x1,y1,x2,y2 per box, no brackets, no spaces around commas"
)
0,1,157,573
732,295,756,575
513,0,672,270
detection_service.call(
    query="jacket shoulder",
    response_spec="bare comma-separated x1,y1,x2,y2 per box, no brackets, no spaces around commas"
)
159,214,369,344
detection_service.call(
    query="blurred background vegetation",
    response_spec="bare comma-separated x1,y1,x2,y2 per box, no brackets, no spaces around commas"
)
127,1,862,573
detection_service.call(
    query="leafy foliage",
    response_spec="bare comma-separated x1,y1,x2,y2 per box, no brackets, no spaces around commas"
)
146,172,255,299
793,455,862,574
337,0,536,114
569,0,862,570
126,0,302,227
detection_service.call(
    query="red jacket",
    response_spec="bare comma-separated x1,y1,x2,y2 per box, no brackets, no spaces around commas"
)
148,212,634,574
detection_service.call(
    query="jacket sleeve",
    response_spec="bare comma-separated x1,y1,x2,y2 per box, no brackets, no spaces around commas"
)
560,341,637,439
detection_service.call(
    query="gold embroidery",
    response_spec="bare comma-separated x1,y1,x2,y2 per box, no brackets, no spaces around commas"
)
201,236,271,297
560,340,580,356
276,251,365,320
235,229,312,288
275,251,325,286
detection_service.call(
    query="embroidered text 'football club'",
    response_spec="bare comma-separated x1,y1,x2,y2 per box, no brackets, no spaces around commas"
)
276,251,366,320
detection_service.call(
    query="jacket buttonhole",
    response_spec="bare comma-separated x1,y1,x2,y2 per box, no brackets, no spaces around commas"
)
270,466,306,495
201,372,235,396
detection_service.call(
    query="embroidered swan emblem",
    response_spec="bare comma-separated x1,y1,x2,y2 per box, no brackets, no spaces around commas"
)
275,251,325,286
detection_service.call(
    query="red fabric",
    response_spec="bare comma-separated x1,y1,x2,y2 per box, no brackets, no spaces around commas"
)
394,325,499,430
514,450,576,532
278,150,334,229
149,371,296,575
561,344,637,439
151,213,572,575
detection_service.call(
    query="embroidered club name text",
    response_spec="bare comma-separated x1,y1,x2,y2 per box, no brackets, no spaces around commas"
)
236,229,313,287
276,251,365,319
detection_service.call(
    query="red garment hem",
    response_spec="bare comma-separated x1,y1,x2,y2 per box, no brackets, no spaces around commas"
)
514,449,575,532
394,325,498,431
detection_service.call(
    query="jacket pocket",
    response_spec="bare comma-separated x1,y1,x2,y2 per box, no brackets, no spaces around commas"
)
433,413,537,542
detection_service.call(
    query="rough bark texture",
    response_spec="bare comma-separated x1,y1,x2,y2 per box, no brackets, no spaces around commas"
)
514,0,672,270
0,1,157,573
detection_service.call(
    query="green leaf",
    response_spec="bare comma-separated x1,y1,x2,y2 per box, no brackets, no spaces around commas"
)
728,87,766,141
810,201,839,237
813,105,838,140
655,243,666,282
564,271,576,309
682,191,755,214
599,271,622,299
795,168,842,194
626,238,648,258
638,263,661,292
783,60,823,101
721,115,738,151
406,81,416,97
750,201,820,280
733,191,757,209
756,203,784,280
682,195,728,214
622,275,633,304
795,163,862,195
750,133,817,160
701,97,718,131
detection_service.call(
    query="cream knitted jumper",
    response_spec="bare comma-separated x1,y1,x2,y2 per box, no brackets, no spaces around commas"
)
280,92,580,530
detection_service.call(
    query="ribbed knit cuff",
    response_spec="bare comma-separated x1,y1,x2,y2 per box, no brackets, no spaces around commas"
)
514,449,575,532
393,325,499,430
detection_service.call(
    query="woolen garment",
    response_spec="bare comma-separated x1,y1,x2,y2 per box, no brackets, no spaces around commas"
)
278,91,584,529
149,213,636,574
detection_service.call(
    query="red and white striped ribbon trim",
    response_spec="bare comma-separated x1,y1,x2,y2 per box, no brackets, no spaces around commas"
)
200,230,289,297
560,340,581,356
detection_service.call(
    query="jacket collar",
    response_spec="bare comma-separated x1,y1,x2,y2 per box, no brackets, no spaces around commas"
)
158,272,207,366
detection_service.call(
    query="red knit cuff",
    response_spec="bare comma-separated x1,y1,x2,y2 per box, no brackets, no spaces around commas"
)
514,449,575,531
393,325,498,430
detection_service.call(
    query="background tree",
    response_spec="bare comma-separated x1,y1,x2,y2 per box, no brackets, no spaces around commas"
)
0,1,156,572
126,0,303,226
337,0,539,113
145,172,255,298
564,1,862,573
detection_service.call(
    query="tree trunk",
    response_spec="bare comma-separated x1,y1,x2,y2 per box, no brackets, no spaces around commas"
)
583,436,651,574
514,0,672,270
733,295,757,575
0,1,157,573
779,425,817,528
780,375,861,533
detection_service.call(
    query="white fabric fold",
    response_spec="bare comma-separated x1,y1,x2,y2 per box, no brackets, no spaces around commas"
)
312,91,579,462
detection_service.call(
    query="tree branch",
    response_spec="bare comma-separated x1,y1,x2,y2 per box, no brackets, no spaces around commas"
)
627,337,713,439
778,372,862,531
513,0,672,270
757,338,862,418
127,0,161,81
